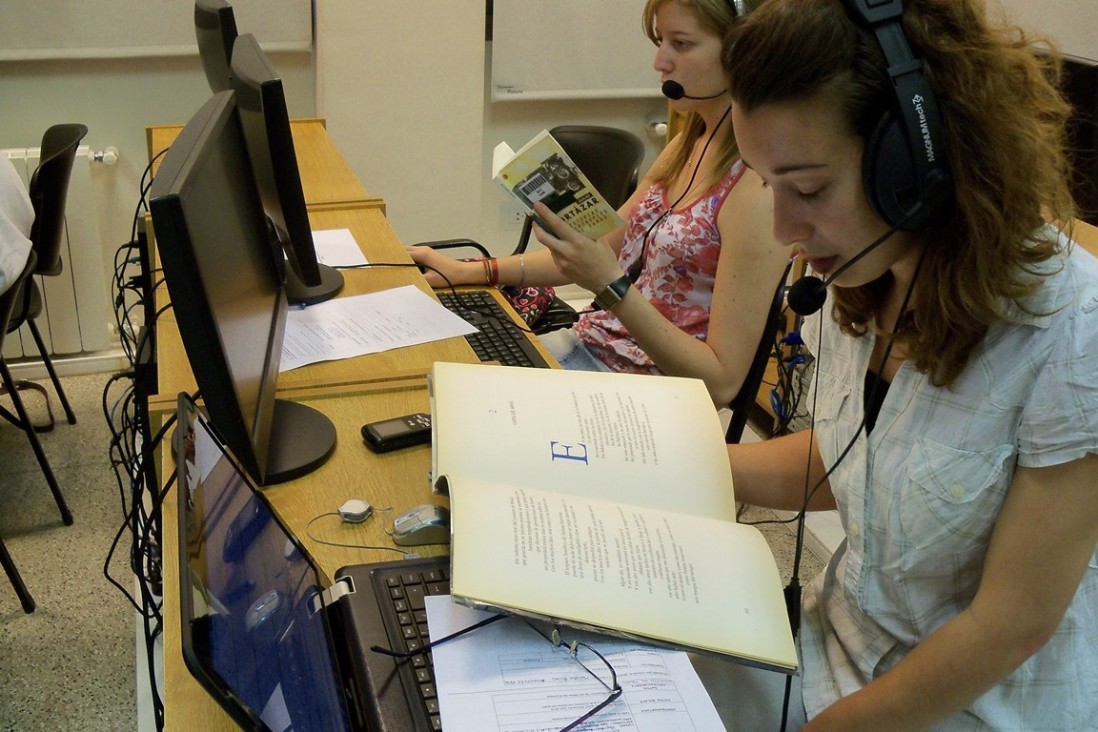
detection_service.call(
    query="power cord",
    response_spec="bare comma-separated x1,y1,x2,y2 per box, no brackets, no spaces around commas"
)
303,504,408,555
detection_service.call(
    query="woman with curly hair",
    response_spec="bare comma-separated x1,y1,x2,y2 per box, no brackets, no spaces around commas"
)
708,0,1098,729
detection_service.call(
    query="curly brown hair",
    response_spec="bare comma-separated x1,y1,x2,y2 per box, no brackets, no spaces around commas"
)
723,0,1076,387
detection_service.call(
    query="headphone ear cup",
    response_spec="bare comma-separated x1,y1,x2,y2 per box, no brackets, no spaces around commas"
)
862,110,934,231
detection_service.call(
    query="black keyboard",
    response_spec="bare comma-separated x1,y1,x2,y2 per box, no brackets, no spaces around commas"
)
374,559,452,731
436,290,549,368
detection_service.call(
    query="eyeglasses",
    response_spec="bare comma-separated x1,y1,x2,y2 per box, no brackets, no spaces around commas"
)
370,613,623,732
521,620,623,732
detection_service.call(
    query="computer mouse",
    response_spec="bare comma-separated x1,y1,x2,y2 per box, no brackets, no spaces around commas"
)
391,504,451,546
245,590,285,633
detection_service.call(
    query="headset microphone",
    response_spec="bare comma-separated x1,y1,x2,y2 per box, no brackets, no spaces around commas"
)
786,194,933,316
787,224,900,315
661,80,727,101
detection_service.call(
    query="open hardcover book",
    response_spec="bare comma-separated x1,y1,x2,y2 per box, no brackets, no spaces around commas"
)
430,362,798,674
492,129,624,239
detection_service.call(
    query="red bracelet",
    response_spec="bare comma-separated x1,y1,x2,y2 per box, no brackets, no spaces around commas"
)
487,258,500,285
481,258,492,285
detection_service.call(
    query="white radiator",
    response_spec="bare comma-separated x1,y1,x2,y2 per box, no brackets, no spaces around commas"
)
1,144,114,363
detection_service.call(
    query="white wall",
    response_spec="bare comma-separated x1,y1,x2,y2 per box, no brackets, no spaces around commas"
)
0,52,313,334
314,0,669,277
992,0,1098,58
315,1,487,247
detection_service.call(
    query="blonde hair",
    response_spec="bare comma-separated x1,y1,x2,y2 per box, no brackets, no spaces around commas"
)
641,0,756,190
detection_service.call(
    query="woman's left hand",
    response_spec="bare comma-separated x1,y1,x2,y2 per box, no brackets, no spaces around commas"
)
531,201,624,291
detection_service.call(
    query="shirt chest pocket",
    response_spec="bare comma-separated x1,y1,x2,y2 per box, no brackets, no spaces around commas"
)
898,439,1014,557
812,383,860,470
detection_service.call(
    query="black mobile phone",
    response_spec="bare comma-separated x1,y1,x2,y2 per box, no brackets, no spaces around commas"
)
360,413,432,453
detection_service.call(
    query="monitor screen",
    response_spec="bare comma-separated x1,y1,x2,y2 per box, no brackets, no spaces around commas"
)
149,90,336,486
1061,53,1098,226
175,394,353,731
231,32,345,305
194,0,237,93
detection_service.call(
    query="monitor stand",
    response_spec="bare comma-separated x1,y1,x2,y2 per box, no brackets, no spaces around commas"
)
285,264,344,306
263,399,338,485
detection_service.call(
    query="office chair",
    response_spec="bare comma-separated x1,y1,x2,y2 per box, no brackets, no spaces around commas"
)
724,259,794,444
417,125,646,334
0,251,75,614
3,122,88,432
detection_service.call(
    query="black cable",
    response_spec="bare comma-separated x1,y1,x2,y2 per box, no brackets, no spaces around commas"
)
769,230,932,731
342,259,542,336
102,152,170,730
626,105,732,283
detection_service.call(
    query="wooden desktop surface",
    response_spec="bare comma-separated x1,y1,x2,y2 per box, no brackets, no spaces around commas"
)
146,118,384,211
148,203,501,404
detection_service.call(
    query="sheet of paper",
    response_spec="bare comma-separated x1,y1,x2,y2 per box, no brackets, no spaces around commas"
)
425,595,726,732
279,285,476,371
311,228,368,267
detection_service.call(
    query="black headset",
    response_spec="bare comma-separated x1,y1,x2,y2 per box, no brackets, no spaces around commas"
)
839,0,952,230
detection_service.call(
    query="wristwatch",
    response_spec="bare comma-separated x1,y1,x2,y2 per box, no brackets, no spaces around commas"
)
594,274,631,312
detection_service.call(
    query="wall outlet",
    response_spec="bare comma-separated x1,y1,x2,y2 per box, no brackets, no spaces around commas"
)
499,201,527,230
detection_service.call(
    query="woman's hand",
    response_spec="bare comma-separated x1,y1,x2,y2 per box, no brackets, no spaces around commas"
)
531,202,624,292
404,244,483,288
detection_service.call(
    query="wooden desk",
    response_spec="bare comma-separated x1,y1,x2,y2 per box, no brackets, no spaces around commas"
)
149,203,491,403
146,118,384,211
1072,217,1098,256
159,378,443,731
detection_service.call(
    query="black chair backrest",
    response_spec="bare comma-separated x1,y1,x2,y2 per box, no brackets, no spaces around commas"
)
514,125,646,255
28,123,88,277
0,251,37,348
551,125,646,209
725,259,794,444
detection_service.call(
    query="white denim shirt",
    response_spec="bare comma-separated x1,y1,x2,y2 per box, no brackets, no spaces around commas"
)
798,230,1098,730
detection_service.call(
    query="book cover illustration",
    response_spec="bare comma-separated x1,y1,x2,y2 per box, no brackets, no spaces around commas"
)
493,130,624,240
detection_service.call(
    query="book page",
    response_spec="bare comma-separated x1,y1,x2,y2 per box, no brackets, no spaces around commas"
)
431,362,736,520
492,130,623,239
449,479,797,672
491,141,515,179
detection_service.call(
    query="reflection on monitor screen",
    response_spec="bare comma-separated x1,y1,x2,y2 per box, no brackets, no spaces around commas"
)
149,90,336,486
175,395,353,730
230,32,345,305
194,0,237,93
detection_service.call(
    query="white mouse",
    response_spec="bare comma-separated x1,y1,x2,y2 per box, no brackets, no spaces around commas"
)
391,504,450,546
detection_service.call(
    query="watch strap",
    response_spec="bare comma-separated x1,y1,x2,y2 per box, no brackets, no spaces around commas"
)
594,274,631,311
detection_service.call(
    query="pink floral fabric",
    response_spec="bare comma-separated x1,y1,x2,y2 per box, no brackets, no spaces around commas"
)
573,160,745,373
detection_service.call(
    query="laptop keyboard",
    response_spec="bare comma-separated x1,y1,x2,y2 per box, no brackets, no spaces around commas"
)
375,560,452,731
436,290,549,368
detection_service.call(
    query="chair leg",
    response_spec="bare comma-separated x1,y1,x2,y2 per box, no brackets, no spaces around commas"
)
24,319,77,426
0,360,73,526
0,537,36,613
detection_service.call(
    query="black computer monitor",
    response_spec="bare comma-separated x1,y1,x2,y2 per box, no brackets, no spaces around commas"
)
230,33,345,305
149,90,336,486
1061,53,1098,226
194,0,237,93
